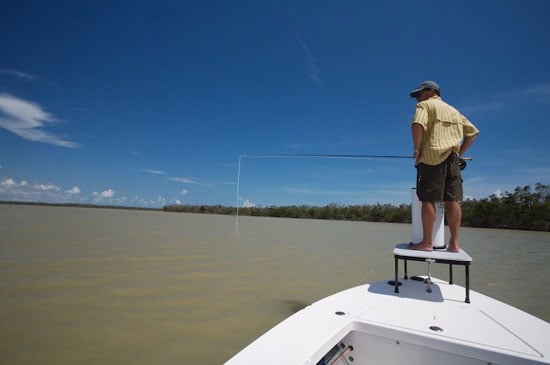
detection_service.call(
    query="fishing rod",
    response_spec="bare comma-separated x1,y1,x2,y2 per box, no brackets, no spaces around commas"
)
239,153,472,173
235,153,472,238
240,153,472,161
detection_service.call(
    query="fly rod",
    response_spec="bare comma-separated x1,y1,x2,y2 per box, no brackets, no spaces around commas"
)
240,153,472,160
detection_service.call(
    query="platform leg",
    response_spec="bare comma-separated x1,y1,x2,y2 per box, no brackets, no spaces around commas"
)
465,265,470,303
394,257,399,293
449,264,454,285
426,259,435,293
404,259,408,280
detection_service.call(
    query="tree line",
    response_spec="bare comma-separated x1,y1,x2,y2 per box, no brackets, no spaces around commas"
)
163,183,550,232
461,183,549,231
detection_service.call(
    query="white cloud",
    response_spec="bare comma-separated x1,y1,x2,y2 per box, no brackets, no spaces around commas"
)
180,189,188,195
0,177,80,203
459,82,550,115
517,83,550,99
0,178,30,190
0,69,36,80
1,176,178,208
169,177,214,187
66,186,81,195
94,189,115,198
295,33,323,86
491,190,504,198
129,195,169,207
35,183,60,191
131,195,150,206
242,199,256,208
1,178,16,187
0,93,78,148
169,177,200,184
0,177,137,206
141,169,165,175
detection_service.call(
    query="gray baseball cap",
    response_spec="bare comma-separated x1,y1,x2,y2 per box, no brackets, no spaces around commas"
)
410,80,440,97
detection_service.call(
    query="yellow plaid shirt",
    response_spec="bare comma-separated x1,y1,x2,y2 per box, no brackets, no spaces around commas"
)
412,96,479,165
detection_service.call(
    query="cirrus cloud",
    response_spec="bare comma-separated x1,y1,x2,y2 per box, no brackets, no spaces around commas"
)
140,169,165,175
0,93,78,148
169,177,200,184
0,69,37,80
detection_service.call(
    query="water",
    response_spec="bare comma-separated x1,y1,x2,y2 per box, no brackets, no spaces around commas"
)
1,204,548,364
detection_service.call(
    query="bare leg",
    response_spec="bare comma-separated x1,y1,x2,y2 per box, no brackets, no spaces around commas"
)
411,202,435,251
446,201,461,252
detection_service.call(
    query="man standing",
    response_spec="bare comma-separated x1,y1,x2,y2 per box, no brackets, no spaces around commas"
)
409,81,479,252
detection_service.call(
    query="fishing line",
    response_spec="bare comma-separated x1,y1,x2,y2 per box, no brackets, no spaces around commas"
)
234,153,472,238
235,155,242,239
356,269,375,286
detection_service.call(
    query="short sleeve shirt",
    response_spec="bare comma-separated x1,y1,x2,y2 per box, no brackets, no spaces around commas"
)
412,96,479,165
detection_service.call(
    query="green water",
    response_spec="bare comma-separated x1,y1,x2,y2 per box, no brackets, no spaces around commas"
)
1,204,548,364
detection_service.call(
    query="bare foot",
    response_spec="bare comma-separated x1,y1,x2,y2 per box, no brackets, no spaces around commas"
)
447,243,460,253
409,242,433,252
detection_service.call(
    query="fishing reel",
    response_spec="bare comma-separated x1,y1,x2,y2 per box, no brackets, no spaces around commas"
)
458,158,467,171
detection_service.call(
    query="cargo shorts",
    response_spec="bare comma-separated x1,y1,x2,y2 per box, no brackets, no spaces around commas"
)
416,153,463,202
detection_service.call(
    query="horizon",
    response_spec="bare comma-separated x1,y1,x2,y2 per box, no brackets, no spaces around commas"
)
3,180,545,210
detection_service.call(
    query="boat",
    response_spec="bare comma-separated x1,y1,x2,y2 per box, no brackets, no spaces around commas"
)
225,243,550,364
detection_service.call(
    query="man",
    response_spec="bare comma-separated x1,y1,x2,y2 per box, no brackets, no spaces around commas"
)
409,81,479,252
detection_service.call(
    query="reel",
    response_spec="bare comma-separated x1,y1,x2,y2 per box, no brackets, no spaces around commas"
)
458,158,467,171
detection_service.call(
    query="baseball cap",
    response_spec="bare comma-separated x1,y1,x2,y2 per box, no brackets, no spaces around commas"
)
410,80,440,97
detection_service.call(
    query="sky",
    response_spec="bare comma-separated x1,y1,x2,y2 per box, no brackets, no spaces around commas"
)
1,0,549,208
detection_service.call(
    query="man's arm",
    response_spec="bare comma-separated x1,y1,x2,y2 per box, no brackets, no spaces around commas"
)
459,134,478,156
412,123,423,162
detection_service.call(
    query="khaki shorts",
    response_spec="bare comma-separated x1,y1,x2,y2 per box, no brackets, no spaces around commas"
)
416,153,463,202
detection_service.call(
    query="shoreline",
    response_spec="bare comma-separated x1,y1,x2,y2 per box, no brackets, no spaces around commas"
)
2,200,548,232
0,200,161,212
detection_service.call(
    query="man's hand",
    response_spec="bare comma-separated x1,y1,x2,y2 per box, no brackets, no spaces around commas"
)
413,149,421,164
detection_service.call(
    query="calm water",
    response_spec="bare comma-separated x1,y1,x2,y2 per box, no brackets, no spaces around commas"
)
1,204,549,364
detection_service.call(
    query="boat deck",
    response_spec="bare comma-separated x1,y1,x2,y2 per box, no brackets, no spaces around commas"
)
226,275,550,364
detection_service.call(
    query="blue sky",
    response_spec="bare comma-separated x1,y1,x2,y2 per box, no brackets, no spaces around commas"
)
1,0,549,208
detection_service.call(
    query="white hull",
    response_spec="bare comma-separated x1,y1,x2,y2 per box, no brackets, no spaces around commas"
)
226,276,549,364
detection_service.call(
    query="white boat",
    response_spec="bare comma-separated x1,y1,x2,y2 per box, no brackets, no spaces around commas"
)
226,243,550,365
